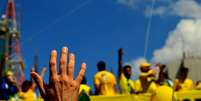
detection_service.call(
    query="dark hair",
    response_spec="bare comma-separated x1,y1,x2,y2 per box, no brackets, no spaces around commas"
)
21,80,33,92
181,67,189,74
161,64,166,69
97,61,106,71
123,65,131,72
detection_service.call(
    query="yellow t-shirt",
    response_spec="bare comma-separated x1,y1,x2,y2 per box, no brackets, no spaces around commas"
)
18,89,36,101
79,84,91,95
94,70,116,95
174,78,193,91
135,79,157,94
152,85,174,101
119,74,135,94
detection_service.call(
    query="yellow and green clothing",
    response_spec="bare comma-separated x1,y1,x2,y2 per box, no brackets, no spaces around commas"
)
79,84,91,95
18,89,36,101
135,79,157,94
119,74,135,94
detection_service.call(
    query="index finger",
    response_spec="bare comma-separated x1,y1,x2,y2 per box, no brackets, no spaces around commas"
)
40,67,47,78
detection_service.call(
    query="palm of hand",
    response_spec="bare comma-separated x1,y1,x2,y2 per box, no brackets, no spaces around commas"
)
31,47,86,101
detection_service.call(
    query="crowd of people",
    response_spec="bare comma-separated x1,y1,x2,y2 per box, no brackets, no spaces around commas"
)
80,59,201,100
0,46,201,101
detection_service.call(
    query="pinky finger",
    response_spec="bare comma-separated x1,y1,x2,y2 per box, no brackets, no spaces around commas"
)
76,63,86,84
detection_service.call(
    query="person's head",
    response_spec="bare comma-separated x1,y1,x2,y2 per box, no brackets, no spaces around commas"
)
97,61,106,71
81,76,87,84
140,62,151,73
159,64,166,71
21,80,33,92
123,65,132,79
179,67,189,81
5,71,14,83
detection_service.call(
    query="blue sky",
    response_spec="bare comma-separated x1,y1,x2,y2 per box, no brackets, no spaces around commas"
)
1,0,191,91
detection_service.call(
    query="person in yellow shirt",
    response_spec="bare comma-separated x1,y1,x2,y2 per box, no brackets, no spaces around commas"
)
152,64,175,101
156,64,173,87
151,85,174,101
79,76,92,95
94,61,117,95
134,62,157,95
13,67,47,101
174,67,193,91
118,65,135,94
140,62,155,81
18,80,36,101
135,73,157,94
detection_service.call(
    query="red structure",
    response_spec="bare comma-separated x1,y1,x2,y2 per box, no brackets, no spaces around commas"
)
0,0,24,85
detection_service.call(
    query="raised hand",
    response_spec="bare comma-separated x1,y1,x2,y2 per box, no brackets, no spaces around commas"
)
31,47,86,101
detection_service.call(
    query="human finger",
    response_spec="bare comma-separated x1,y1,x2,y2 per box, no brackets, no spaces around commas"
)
76,63,86,83
67,53,75,80
40,67,47,78
60,47,68,77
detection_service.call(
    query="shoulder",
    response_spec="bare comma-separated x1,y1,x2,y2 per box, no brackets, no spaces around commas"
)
185,78,193,84
108,71,116,78
119,73,126,80
81,84,91,89
103,71,113,76
95,71,103,76
86,85,91,89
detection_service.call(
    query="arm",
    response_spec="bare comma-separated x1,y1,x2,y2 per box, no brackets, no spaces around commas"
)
31,46,86,101
173,80,181,91
94,76,100,95
118,48,123,80
94,84,100,95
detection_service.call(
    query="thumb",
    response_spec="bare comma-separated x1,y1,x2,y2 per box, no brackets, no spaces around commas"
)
31,72,46,97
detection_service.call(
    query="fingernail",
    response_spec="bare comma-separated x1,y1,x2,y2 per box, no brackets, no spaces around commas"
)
69,53,75,57
62,47,68,53
52,50,57,53
83,62,86,66
63,46,67,50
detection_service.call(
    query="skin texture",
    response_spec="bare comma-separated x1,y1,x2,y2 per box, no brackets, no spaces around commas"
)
30,67,47,90
31,47,86,101
124,67,131,79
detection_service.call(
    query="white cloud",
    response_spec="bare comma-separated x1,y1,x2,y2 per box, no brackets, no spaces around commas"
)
152,19,201,64
146,0,201,19
124,0,201,68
